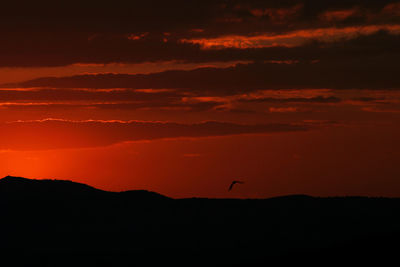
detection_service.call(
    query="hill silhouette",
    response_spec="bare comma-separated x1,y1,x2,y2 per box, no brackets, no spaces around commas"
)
1,176,400,266
0,175,169,201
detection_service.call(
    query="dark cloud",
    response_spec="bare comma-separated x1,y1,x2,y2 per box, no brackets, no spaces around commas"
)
7,49,399,92
0,28,398,67
0,1,398,67
0,89,180,102
0,119,310,150
351,97,386,102
0,101,222,112
0,88,223,111
240,96,342,103
2,1,398,34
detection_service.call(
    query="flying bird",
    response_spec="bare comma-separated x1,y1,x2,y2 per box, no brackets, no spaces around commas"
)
228,180,244,191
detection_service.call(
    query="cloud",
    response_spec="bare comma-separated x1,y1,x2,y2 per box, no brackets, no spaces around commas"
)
0,88,350,114
269,107,299,113
0,88,224,111
0,1,398,67
318,8,361,22
0,88,181,102
0,101,222,112
239,96,342,104
6,48,399,92
180,25,400,49
0,27,398,67
247,3,304,21
0,119,310,150
3,1,398,34
382,2,400,16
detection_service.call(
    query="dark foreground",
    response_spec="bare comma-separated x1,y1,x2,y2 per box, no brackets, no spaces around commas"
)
1,176,399,266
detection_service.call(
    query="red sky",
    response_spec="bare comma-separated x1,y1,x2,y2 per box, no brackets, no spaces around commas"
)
1,0,400,198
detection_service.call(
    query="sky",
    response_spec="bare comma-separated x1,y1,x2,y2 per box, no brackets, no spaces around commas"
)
1,0,400,198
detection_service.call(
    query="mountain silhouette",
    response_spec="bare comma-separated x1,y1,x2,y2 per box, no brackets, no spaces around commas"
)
0,175,169,201
0,175,102,197
0,176,399,266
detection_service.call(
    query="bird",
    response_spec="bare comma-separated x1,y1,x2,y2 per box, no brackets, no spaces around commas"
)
228,180,244,191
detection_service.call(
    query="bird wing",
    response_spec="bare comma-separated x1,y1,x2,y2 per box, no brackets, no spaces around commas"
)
228,182,234,191
228,180,244,191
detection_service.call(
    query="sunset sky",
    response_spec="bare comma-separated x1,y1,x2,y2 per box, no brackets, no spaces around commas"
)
1,0,400,198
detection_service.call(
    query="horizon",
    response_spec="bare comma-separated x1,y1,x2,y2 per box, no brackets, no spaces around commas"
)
0,174,396,200
1,0,400,199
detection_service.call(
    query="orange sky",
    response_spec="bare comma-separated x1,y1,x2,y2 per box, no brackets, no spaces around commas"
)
1,0,400,197
2,124,400,198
